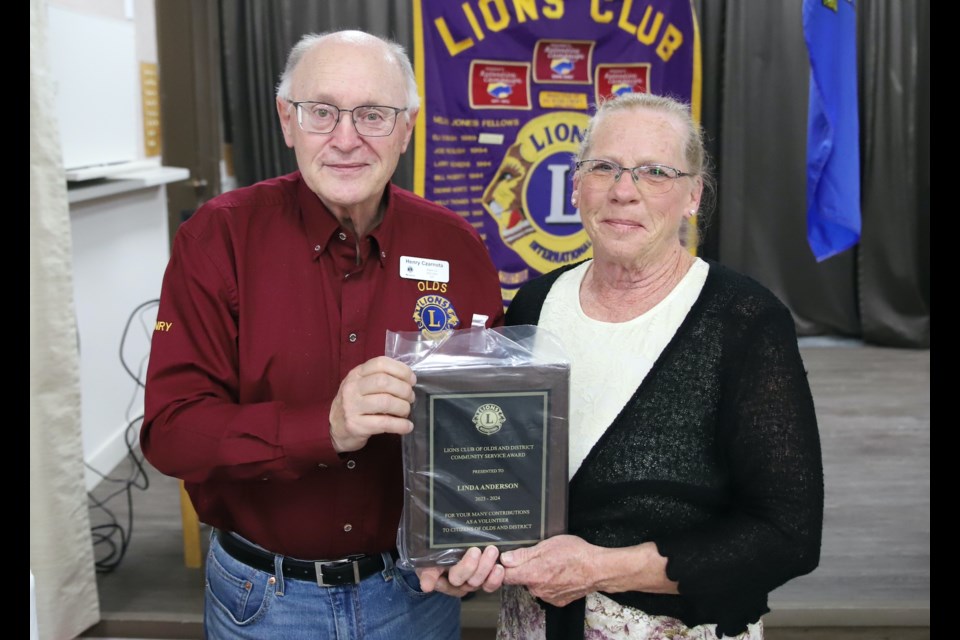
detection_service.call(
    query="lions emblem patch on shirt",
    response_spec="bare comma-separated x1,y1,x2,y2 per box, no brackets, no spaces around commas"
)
413,295,460,337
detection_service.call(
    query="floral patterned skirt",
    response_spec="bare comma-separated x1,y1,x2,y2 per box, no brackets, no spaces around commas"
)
496,585,764,640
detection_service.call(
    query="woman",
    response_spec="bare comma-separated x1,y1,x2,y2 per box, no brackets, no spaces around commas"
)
421,92,824,639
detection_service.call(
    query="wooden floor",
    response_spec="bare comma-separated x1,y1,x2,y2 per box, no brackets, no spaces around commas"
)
78,342,930,640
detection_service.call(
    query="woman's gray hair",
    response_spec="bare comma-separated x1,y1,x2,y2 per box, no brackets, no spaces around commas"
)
275,31,420,112
577,92,706,175
576,92,716,244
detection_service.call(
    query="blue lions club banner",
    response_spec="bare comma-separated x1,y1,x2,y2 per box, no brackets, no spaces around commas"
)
802,0,861,262
413,0,700,306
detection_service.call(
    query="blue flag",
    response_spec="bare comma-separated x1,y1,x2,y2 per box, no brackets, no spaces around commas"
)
802,0,861,262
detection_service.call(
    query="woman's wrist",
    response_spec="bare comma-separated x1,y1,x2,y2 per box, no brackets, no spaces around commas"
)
592,542,677,595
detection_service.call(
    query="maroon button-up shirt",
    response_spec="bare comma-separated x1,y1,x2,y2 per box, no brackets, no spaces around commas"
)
142,172,504,559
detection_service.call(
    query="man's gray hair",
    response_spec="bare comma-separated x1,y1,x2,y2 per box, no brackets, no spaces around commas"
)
275,30,420,111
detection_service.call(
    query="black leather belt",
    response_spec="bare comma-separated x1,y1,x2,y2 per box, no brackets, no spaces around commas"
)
217,530,397,587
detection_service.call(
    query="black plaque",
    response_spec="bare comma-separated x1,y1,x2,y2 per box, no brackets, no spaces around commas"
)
399,362,569,567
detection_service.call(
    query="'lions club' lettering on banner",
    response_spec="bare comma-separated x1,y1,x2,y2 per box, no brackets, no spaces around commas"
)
414,0,699,306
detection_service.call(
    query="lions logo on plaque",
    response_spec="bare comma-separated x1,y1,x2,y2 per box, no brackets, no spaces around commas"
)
413,295,460,338
473,403,506,435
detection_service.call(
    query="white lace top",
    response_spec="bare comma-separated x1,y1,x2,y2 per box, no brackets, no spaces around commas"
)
538,257,709,478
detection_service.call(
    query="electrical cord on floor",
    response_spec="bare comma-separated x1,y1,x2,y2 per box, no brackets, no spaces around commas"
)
87,415,149,573
87,299,159,574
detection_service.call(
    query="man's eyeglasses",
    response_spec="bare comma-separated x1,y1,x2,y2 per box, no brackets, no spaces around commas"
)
575,159,693,195
289,101,407,137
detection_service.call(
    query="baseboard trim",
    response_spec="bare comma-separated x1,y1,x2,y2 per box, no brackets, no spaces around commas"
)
460,594,930,629
84,422,140,492
78,617,202,639
764,605,930,627
79,601,930,638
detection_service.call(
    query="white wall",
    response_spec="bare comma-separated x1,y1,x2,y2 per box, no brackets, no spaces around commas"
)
46,0,173,490
47,0,159,171
70,188,169,490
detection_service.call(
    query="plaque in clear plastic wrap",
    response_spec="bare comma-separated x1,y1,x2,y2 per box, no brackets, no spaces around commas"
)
386,325,569,568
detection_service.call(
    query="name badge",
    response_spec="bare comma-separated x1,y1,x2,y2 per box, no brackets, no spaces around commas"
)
400,256,450,283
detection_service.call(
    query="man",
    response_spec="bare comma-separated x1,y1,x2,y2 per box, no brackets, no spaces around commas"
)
141,30,504,639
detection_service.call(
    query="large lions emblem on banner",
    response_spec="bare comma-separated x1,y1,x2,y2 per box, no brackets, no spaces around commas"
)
481,112,594,275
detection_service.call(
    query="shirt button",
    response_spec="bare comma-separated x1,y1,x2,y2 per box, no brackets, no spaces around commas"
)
348,333,357,343
338,232,347,241
346,460,356,469
314,244,321,252
343,524,353,532
317,463,327,469
261,476,269,481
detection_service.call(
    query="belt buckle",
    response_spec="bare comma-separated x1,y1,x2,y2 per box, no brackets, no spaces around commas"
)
314,554,366,587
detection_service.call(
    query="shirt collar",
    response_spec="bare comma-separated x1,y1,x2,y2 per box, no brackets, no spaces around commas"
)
298,173,392,267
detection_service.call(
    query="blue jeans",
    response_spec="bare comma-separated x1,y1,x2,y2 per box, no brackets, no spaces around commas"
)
204,531,461,639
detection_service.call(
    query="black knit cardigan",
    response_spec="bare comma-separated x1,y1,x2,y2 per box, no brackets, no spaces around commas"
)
504,259,824,638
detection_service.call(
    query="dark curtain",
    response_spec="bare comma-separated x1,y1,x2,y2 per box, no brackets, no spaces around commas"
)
699,1,861,340
856,1,930,347
219,0,415,190
220,1,929,348
690,0,927,347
